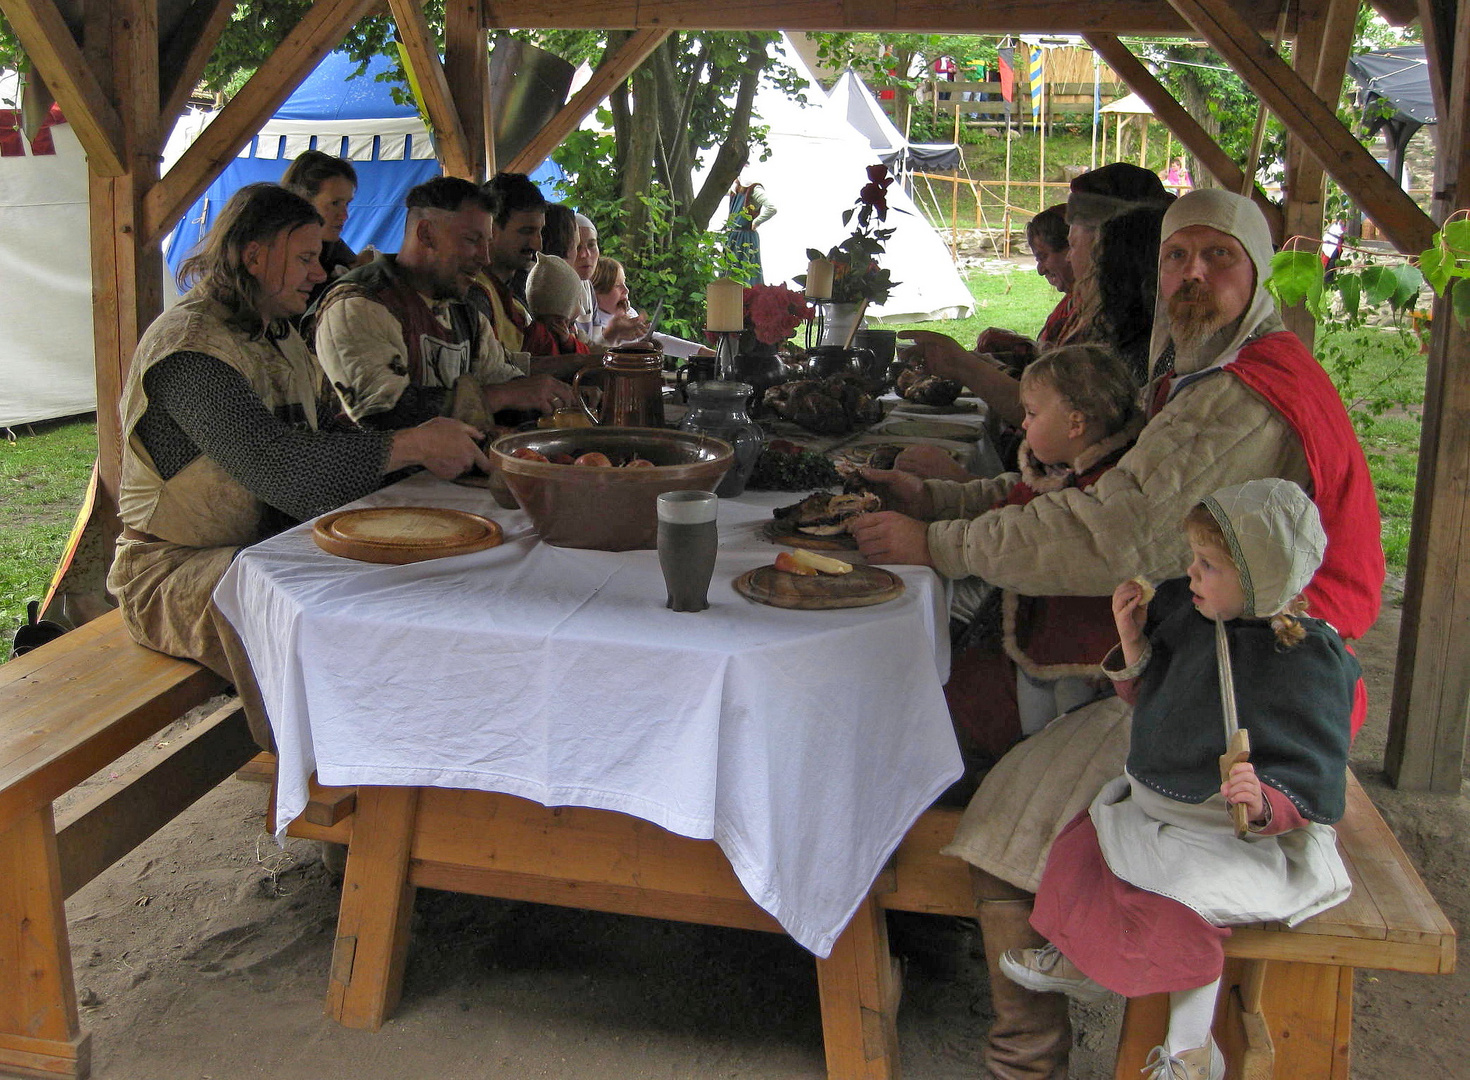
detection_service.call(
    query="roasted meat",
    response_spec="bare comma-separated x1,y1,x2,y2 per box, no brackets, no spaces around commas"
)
773,489,884,535
763,374,882,435
895,367,962,406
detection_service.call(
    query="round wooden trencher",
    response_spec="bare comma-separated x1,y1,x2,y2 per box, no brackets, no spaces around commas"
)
759,518,859,552
734,565,904,610
313,507,503,564
880,419,983,441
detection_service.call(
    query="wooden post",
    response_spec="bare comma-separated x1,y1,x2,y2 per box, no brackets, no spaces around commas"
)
1280,0,1355,347
1385,0,1470,793
445,0,488,181
84,0,161,532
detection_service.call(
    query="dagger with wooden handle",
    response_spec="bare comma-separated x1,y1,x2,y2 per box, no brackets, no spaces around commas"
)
1215,618,1252,838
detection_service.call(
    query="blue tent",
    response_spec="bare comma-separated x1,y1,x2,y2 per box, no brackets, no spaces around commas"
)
164,51,565,279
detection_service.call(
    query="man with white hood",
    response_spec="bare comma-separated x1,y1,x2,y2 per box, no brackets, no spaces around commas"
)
853,189,1384,1080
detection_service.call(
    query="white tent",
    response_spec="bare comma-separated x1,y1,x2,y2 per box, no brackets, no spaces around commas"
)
1100,92,1153,115
826,69,962,178
0,71,95,428
737,37,973,323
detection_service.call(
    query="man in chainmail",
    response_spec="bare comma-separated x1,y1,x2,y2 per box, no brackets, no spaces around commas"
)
110,183,491,750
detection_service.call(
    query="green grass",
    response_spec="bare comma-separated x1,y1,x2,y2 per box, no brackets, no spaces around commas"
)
0,416,96,652
873,264,1061,344
1316,324,1426,576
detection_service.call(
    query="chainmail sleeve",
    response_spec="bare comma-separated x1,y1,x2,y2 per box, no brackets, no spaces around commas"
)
138,351,393,521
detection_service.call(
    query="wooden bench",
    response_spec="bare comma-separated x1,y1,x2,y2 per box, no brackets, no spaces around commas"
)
878,772,1457,1079
0,609,258,1080
275,768,1453,1080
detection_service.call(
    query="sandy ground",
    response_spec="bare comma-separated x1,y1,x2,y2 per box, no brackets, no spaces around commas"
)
57,587,1465,1080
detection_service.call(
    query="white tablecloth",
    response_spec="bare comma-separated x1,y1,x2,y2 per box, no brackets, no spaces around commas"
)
214,473,962,956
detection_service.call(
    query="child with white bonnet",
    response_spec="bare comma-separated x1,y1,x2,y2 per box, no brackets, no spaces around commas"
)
522,253,591,357
1001,477,1359,1080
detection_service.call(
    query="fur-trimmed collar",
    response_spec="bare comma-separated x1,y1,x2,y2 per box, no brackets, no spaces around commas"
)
1016,414,1146,493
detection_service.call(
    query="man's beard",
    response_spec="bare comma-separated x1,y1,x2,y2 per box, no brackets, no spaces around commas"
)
1168,282,1232,372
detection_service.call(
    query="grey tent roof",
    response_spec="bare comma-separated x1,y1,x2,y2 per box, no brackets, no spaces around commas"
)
1348,46,1434,130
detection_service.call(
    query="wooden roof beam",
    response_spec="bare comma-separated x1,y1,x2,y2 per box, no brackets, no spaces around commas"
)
142,0,382,246
1166,0,1436,254
506,28,671,174
158,0,236,129
0,0,126,175
479,0,1294,34
1084,33,1283,241
389,0,475,179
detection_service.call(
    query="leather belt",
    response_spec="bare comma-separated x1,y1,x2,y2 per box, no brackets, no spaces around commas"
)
121,526,165,543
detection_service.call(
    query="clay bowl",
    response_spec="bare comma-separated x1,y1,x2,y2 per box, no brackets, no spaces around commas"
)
489,427,733,551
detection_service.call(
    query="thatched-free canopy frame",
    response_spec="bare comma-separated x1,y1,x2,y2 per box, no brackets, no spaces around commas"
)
1,0,1465,839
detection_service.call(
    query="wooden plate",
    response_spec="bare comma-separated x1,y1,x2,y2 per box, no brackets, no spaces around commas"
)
734,565,905,609
891,399,979,414
881,419,983,441
760,518,858,552
313,507,503,564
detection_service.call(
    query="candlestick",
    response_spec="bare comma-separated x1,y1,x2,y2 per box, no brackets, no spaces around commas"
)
706,278,745,333
804,257,834,300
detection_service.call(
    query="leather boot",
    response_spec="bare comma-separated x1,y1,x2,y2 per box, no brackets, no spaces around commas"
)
974,869,1071,1080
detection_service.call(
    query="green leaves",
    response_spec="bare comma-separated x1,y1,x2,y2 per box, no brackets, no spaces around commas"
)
1265,250,1325,319
1417,219,1470,316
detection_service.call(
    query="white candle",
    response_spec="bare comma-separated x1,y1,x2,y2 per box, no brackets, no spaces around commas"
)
804,257,834,300
706,278,745,332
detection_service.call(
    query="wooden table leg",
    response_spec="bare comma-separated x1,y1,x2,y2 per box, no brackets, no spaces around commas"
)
0,806,91,1079
326,785,419,1030
815,895,902,1080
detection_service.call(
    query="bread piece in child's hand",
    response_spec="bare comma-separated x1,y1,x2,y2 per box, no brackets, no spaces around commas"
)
1130,576,1155,604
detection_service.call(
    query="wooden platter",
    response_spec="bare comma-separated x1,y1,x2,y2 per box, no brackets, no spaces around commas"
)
734,565,905,610
313,507,503,564
880,419,984,441
759,518,858,552
890,399,980,414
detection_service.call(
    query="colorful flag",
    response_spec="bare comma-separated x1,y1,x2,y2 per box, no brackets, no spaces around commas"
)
997,47,1015,103
1029,47,1045,122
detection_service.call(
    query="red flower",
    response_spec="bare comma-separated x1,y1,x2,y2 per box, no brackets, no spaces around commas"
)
743,284,813,345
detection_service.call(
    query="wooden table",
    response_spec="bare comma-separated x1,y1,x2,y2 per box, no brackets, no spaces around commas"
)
288,785,909,1078
219,474,963,1078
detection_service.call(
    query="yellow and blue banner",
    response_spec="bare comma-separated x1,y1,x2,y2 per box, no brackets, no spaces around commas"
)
1029,46,1045,123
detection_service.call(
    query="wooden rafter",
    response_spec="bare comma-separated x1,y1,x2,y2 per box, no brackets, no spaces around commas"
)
1386,0,1470,792
480,0,1294,34
506,28,672,174
158,0,236,128
1083,33,1284,240
0,0,125,175
141,0,382,245
388,0,474,179
1165,0,1435,254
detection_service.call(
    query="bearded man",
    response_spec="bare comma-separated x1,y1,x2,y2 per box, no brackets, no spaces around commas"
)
852,188,1383,1080
312,176,574,426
